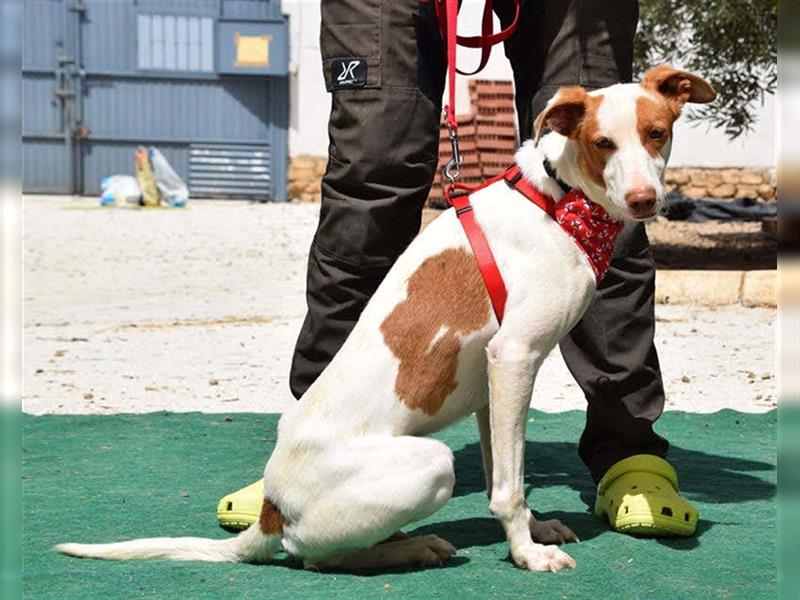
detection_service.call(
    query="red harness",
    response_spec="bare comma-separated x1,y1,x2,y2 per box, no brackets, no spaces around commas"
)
449,165,624,324
431,0,622,324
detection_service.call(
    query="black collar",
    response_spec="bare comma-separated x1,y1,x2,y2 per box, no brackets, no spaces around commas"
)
542,158,572,195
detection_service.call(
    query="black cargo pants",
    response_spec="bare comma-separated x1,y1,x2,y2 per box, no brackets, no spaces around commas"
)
289,0,668,483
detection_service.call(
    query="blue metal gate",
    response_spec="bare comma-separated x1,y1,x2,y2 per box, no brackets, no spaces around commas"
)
22,0,289,201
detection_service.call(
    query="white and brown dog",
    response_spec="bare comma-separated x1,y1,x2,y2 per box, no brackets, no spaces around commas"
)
57,65,715,573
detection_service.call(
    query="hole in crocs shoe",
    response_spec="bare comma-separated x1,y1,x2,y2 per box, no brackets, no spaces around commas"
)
684,512,690,522
226,501,233,511
655,486,661,491
631,485,638,490
624,506,629,514
661,507,673,517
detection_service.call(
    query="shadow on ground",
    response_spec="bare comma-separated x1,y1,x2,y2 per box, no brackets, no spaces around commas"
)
437,438,776,546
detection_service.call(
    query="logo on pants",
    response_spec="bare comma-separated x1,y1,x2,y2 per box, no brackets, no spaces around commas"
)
331,58,367,89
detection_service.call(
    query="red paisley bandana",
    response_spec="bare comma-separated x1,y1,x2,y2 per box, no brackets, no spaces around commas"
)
501,165,624,285
553,190,624,284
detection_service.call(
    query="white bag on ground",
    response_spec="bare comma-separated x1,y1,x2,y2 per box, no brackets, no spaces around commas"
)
149,147,189,207
100,175,141,206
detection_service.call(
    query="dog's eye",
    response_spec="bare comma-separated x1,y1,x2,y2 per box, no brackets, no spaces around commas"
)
649,128,665,140
594,137,614,150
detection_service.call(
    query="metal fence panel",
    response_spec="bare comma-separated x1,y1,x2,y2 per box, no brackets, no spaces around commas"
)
22,0,289,201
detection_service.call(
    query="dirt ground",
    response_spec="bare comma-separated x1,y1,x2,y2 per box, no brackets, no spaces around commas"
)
23,197,776,416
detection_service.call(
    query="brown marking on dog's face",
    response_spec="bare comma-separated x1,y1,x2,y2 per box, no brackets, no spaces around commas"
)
635,95,675,157
259,498,286,535
380,247,491,416
572,94,610,187
533,86,589,145
534,88,610,188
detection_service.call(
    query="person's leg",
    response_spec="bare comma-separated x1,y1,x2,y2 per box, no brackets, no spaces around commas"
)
289,0,447,399
218,0,447,530
502,0,666,481
501,0,696,535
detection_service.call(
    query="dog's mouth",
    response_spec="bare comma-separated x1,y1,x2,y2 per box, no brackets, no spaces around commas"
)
629,207,658,221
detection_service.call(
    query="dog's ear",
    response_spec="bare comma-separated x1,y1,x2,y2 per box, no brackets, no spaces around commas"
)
533,86,588,146
641,65,717,107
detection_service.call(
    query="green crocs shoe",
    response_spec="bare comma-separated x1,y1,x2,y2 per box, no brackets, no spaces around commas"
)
217,479,264,531
595,454,698,537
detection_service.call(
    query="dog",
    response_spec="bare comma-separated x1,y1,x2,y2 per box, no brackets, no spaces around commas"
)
56,65,715,573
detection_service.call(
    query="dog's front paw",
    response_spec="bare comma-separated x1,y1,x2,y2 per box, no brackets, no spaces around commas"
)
530,518,579,545
512,543,576,573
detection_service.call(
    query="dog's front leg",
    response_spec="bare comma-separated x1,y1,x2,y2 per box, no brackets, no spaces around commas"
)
486,341,576,572
476,406,493,499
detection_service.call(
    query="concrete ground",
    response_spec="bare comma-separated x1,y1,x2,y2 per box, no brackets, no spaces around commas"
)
23,196,776,415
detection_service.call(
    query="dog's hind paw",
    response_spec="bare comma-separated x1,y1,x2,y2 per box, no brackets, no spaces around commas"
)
530,518,580,545
411,535,457,567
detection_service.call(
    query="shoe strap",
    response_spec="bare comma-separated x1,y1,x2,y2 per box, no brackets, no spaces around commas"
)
597,454,679,496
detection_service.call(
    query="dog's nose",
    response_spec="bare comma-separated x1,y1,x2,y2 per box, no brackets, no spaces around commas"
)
625,187,657,217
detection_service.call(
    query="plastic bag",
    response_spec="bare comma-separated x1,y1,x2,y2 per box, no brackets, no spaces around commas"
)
149,147,189,207
100,175,141,206
135,146,160,207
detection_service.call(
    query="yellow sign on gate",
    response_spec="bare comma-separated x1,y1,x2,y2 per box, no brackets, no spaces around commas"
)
234,33,271,68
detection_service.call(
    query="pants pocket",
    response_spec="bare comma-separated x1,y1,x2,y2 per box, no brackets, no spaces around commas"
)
321,0,382,90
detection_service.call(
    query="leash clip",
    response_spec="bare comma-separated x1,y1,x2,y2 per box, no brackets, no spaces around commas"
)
443,121,462,184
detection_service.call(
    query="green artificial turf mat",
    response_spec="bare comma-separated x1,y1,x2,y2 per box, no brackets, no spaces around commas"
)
23,410,776,599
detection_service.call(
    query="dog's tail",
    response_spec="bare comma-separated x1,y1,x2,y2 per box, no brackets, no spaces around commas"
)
54,523,281,563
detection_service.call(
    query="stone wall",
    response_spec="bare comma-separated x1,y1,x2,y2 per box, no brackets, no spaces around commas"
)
289,156,777,203
288,155,327,202
665,168,777,202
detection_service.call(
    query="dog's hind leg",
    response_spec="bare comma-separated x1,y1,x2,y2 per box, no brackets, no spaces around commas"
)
284,435,456,571
307,534,456,571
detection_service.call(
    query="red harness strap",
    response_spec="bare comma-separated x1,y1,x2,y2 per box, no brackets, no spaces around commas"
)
446,166,538,325
448,191,508,323
437,0,521,324
449,164,623,325
502,165,555,214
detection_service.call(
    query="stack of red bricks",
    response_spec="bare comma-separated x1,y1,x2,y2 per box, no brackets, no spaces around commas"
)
428,79,517,207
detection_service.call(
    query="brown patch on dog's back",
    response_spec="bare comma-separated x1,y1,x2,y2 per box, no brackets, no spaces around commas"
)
259,498,286,535
380,247,491,415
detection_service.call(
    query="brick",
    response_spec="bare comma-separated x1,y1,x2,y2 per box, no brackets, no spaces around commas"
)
665,169,690,185
735,185,759,200
682,186,708,199
757,183,775,200
720,169,741,184
707,183,736,198
740,170,764,185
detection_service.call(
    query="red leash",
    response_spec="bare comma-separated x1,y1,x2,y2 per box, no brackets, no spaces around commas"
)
438,0,519,323
435,0,520,80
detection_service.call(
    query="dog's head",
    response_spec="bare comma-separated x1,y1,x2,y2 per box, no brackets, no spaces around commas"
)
534,65,716,221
